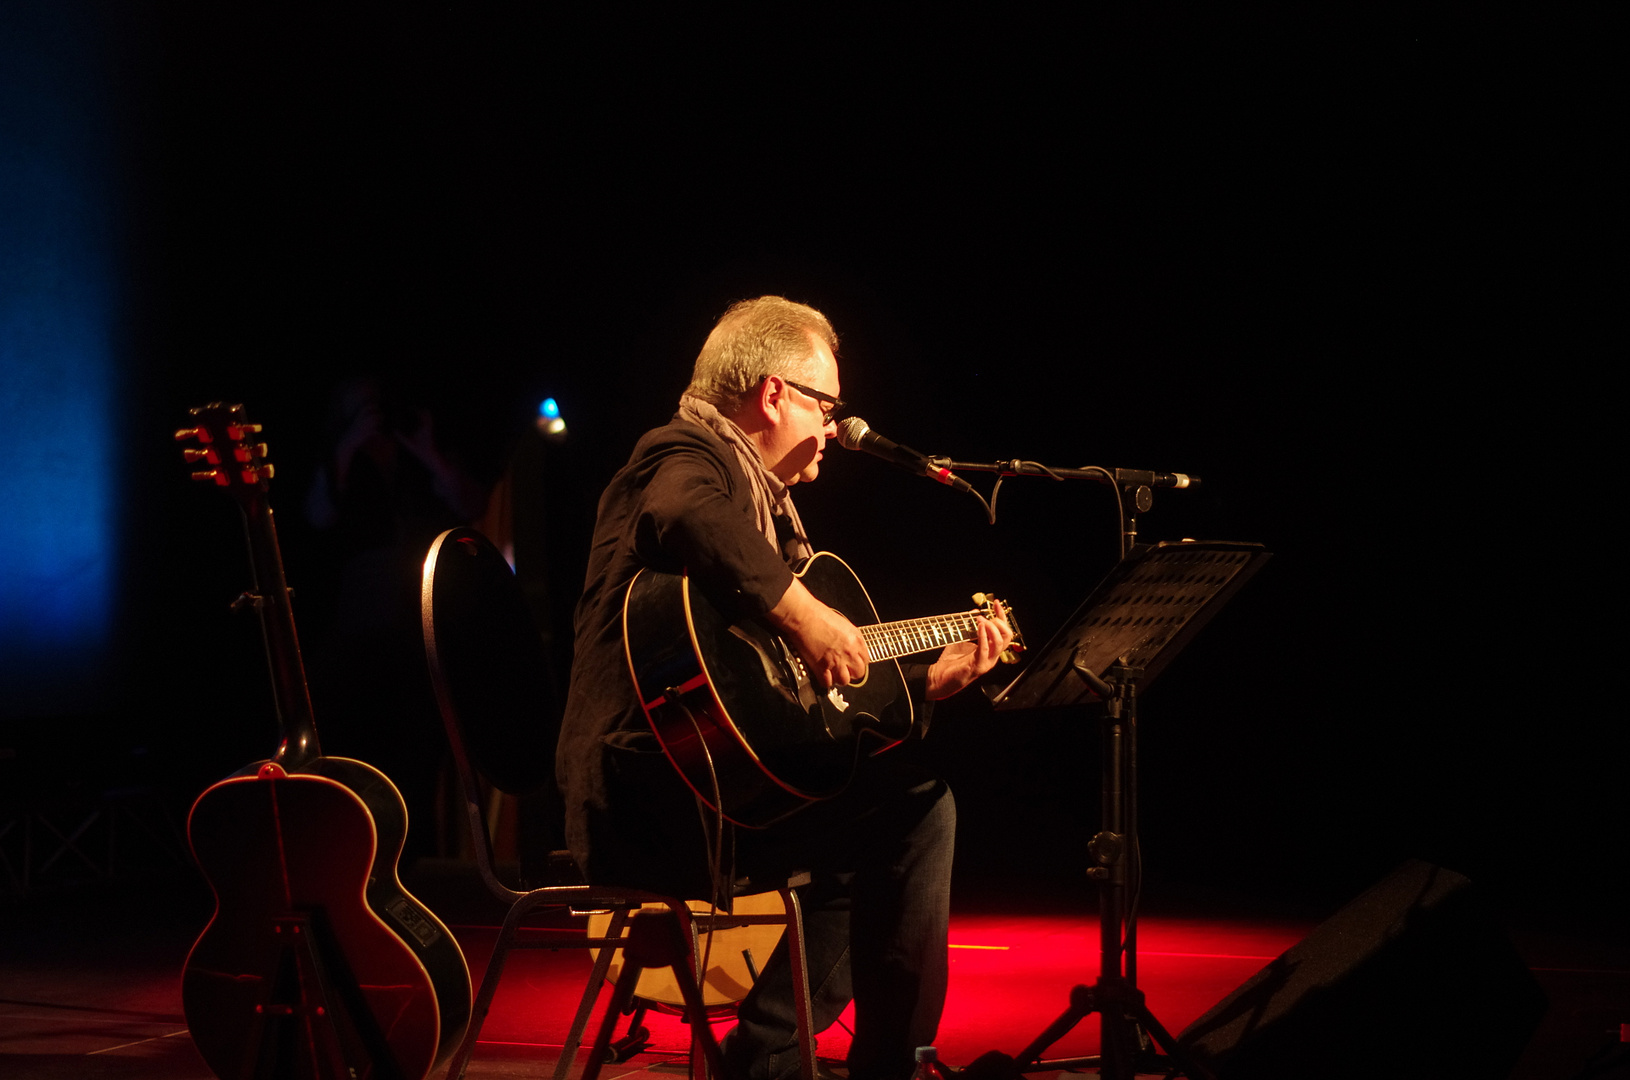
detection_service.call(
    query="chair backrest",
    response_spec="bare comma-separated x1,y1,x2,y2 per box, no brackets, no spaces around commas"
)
421,527,560,799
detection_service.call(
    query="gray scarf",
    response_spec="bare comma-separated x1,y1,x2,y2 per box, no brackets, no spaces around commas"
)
676,394,814,564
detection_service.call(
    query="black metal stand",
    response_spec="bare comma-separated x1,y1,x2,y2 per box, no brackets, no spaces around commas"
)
239,913,366,1080
1006,661,1210,1080
983,541,1271,1079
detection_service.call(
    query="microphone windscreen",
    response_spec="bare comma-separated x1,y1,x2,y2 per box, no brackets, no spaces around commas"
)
837,417,870,451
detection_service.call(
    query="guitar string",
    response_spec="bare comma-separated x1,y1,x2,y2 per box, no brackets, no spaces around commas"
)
859,611,985,660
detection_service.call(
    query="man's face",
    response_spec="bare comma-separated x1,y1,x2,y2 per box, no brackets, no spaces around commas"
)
766,335,840,485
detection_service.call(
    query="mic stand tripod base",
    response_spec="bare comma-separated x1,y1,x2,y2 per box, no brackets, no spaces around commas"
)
1011,979,1213,1080
999,661,1215,1080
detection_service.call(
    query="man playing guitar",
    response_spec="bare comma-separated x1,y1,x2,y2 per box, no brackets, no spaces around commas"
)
557,296,1014,1080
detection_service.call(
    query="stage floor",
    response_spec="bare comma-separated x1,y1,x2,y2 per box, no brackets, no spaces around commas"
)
1,865,1625,1080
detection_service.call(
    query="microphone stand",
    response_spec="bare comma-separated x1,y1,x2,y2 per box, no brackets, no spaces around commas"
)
926,457,1199,556
973,535,1266,1080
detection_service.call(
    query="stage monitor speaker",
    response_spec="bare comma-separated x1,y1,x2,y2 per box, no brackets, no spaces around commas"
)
1177,860,1546,1080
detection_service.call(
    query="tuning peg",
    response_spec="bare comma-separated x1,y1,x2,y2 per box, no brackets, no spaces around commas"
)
226,422,263,441
190,469,226,486
972,591,989,607
175,426,213,444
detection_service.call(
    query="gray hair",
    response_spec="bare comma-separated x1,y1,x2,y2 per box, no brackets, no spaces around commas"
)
684,296,839,413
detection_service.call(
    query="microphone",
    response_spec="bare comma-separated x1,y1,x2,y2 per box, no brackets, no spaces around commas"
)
1111,467,1201,490
837,417,972,492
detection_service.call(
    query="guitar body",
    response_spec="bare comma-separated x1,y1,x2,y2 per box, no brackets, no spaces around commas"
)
624,551,913,828
302,756,472,1064
184,761,466,1080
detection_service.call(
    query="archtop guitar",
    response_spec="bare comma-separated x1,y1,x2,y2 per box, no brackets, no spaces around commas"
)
177,402,470,1080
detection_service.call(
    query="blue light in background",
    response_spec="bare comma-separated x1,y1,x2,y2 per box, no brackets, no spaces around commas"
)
0,1,121,717
537,396,567,441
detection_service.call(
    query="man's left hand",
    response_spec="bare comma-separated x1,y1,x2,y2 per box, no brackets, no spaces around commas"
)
924,600,1015,701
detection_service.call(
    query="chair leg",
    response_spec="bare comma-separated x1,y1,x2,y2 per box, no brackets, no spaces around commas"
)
582,951,645,1080
655,917,730,1080
778,886,817,1080
556,905,633,1080
582,911,731,1080
446,893,557,1080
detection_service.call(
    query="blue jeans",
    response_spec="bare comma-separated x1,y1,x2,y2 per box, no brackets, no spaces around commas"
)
724,773,956,1080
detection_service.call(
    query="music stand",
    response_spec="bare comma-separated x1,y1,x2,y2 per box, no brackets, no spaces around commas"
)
985,540,1270,1080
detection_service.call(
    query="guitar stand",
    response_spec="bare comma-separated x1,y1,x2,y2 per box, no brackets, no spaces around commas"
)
607,1000,654,1063
983,541,1271,1080
581,910,731,1080
239,913,375,1080
604,940,764,1063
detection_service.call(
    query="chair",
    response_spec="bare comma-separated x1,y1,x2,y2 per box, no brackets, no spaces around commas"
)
420,526,817,1080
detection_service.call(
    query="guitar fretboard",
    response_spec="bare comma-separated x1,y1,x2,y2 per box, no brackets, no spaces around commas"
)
860,611,986,662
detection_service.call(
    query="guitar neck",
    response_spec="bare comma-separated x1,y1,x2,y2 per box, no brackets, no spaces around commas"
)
179,403,321,769
240,496,321,767
859,611,986,663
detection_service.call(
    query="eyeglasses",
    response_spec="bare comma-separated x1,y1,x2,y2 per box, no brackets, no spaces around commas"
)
784,380,846,425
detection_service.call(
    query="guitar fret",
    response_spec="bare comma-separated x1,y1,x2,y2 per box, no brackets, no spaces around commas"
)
862,610,985,662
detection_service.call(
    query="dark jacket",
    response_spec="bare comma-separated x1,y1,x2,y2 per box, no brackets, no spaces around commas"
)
557,417,930,897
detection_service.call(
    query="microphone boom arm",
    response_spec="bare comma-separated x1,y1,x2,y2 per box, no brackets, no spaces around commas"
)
835,417,1199,556
925,458,1202,558
926,459,1200,491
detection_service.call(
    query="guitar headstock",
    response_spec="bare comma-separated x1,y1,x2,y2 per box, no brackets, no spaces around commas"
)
972,591,1025,665
175,402,273,501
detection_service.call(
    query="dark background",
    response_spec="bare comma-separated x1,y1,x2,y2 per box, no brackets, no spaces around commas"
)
7,8,1617,927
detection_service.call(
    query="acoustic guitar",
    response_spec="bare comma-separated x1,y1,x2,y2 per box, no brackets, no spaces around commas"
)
177,403,470,1080
624,550,1019,828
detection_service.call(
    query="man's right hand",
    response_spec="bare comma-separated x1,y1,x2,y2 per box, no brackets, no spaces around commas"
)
765,577,869,688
